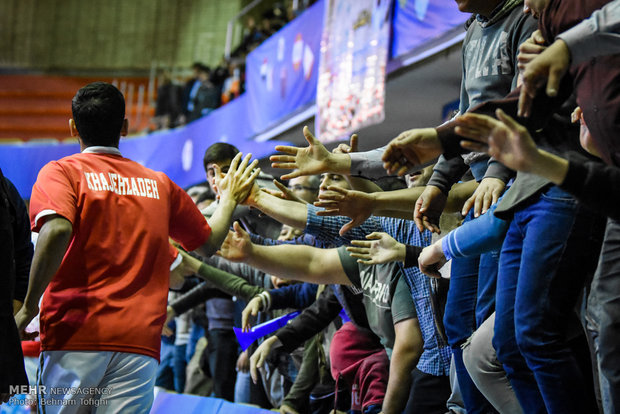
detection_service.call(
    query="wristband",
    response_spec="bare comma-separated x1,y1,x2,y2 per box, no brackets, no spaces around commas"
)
257,291,271,312
405,245,423,268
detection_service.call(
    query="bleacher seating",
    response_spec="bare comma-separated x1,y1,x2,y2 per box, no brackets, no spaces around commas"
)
0,75,152,141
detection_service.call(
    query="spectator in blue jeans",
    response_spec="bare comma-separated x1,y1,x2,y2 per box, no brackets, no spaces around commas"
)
491,185,602,414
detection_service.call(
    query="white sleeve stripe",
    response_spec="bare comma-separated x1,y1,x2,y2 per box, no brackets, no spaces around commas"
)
169,252,183,271
34,209,58,229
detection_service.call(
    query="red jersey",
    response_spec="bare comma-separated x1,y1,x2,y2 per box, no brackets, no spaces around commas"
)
29,147,210,360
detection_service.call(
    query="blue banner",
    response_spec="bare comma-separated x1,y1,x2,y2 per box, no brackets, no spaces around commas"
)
150,390,273,414
1,94,288,198
245,0,323,133
391,0,468,58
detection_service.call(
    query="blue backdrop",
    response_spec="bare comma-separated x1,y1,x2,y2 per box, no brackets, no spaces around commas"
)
391,0,468,58
245,0,323,133
1,94,289,198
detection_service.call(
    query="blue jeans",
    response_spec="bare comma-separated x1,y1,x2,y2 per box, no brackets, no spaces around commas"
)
588,218,620,413
155,340,175,390
493,186,600,414
186,322,205,362
173,344,187,393
444,210,499,414
235,370,252,403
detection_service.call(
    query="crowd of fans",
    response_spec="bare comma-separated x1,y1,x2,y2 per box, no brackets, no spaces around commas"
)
151,0,317,131
2,1,620,414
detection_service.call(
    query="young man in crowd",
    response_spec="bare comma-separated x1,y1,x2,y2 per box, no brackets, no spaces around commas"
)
219,220,421,414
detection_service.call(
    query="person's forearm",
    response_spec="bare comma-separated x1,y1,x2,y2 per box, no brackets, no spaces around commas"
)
528,149,570,186
13,300,23,315
169,282,231,316
247,244,346,286
404,245,423,268
22,218,72,312
169,283,212,315
382,349,416,414
373,187,424,213
345,176,383,193
328,152,353,175
195,263,264,301
440,81,573,156
269,283,319,310
442,202,509,260
557,0,620,65
426,155,470,194
349,147,391,179
200,197,237,256
444,180,478,213
205,254,269,291
248,190,308,229
382,319,422,414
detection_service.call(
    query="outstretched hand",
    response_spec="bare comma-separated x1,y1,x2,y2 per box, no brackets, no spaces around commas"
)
455,109,540,173
249,336,278,384
518,39,571,117
214,152,261,204
414,185,446,234
218,221,253,262
346,232,405,265
260,179,306,204
461,177,505,218
270,126,349,179
314,186,375,235
241,296,263,333
382,128,442,176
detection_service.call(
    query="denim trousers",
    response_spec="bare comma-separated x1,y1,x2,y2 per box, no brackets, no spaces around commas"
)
493,186,601,414
186,322,205,362
173,344,187,393
444,210,499,414
155,340,175,390
204,328,238,401
588,218,620,413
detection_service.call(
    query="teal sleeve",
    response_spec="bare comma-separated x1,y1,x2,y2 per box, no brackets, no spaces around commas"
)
196,263,265,301
336,246,361,288
391,274,417,324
